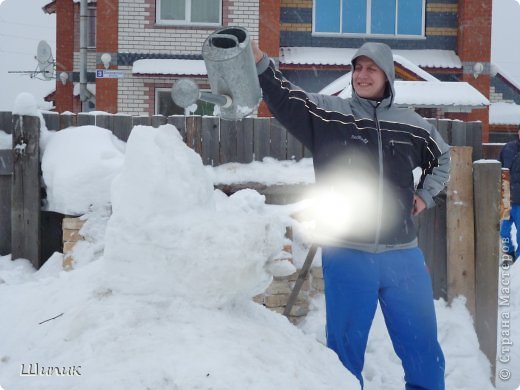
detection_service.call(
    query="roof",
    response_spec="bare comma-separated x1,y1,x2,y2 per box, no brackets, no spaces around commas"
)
490,102,520,125
320,73,489,110
280,47,462,69
492,63,520,93
42,0,96,14
132,59,207,76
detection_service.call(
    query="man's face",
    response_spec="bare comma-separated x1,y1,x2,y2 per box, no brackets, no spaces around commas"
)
352,56,387,100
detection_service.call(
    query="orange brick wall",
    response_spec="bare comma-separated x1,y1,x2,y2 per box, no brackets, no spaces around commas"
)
55,0,75,113
96,0,119,113
258,0,280,117
457,0,492,62
457,0,492,142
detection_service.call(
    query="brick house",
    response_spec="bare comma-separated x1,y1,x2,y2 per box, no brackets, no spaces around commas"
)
42,0,519,142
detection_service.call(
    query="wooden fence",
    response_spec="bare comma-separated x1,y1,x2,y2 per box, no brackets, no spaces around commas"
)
0,111,500,380
0,111,483,165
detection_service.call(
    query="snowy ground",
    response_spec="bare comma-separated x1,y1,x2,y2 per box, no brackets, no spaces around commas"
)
0,115,517,389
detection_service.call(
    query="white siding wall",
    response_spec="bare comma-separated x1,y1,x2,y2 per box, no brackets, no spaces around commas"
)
73,51,97,72
117,0,259,115
118,67,149,115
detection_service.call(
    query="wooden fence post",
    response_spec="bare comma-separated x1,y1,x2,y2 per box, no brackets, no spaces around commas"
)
0,111,13,134
220,119,239,164
0,149,12,256
94,114,113,131
42,112,59,131
415,194,448,300
200,116,220,166
77,112,95,126
186,115,202,155
474,160,500,382
237,117,254,164
59,112,76,130
152,115,167,128
253,117,270,161
112,115,133,142
446,146,475,315
11,115,41,268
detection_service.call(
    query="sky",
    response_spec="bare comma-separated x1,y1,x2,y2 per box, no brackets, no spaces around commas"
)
0,107,517,388
0,0,55,111
492,0,520,87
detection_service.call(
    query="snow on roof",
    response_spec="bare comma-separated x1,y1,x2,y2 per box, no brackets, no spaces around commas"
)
489,102,520,125
318,72,352,95
132,59,207,76
43,0,96,14
73,83,96,97
280,47,462,69
393,54,440,82
330,81,489,109
491,63,520,92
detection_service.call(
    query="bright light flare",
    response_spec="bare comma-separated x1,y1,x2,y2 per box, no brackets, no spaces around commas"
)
296,176,380,243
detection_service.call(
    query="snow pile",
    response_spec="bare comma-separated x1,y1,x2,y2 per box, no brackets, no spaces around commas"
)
41,125,125,215
0,123,360,389
206,156,315,185
13,92,39,116
0,121,515,389
490,101,520,125
103,124,289,305
300,295,496,389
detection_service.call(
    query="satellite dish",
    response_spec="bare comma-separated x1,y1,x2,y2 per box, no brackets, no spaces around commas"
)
35,40,54,80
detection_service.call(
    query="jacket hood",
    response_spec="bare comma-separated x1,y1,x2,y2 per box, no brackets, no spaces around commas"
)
351,42,395,106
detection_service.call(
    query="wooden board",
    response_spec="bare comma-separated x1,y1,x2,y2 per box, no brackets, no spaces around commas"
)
446,146,475,315
473,160,500,380
11,115,41,268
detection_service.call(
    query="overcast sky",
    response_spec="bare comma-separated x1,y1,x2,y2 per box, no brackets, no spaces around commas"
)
0,0,55,111
0,0,519,111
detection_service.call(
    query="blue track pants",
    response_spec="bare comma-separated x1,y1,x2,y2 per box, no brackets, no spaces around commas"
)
322,246,445,389
500,204,520,256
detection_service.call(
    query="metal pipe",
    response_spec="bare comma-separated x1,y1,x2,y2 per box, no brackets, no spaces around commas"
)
199,92,232,108
79,0,88,104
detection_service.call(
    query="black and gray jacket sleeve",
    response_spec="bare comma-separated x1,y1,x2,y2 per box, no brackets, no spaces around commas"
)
256,55,316,152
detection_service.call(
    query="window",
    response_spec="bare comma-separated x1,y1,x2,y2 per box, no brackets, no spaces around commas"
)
157,0,221,26
313,0,424,37
156,88,215,116
88,7,96,48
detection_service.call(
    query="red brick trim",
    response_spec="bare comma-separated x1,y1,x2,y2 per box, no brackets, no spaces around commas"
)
259,0,281,57
55,0,75,113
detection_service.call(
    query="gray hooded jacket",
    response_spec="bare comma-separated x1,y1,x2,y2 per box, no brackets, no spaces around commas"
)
256,42,451,252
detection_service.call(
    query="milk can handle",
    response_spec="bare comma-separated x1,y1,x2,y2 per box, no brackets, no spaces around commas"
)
209,34,240,48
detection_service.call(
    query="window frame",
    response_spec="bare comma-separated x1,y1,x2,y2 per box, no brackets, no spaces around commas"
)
156,0,222,27
87,6,96,48
312,0,426,39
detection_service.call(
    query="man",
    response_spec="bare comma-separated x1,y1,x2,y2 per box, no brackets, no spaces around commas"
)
499,127,520,263
253,41,450,389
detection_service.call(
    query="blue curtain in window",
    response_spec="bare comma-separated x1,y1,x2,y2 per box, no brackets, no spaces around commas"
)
397,0,423,35
315,0,341,32
371,0,396,34
342,0,366,33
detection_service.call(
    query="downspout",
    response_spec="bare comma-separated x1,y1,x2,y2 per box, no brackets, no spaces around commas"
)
79,0,88,105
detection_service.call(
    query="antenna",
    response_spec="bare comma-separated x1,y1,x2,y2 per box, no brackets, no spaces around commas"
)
35,40,54,80
7,40,55,80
